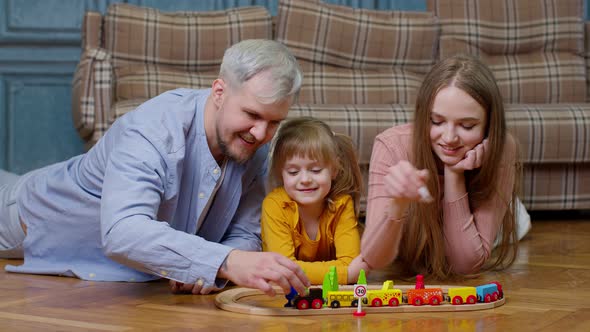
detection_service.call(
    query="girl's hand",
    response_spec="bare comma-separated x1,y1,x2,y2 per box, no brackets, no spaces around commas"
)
384,160,432,205
347,255,370,284
447,139,488,174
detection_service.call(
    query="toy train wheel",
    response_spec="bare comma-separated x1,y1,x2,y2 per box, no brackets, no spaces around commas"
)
431,296,442,306
330,300,341,309
484,294,492,303
413,297,423,306
297,299,309,310
467,295,477,304
371,298,383,307
311,299,323,309
452,296,462,305
389,298,399,307
492,292,499,301
351,299,358,307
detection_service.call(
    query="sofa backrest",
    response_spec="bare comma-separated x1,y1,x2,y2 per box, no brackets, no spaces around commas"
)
428,0,587,103
104,3,272,71
276,0,440,105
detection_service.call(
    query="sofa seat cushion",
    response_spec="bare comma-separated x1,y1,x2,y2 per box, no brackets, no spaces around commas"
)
104,3,272,70
428,0,586,103
113,62,424,104
276,0,439,76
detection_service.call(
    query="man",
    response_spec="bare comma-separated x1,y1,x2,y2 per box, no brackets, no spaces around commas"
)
0,39,309,296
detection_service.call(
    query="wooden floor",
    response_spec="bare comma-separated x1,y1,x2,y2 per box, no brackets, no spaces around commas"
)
2,212,590,331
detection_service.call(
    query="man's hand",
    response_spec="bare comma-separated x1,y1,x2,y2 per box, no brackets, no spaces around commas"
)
169,279,222,295
218,250,310,297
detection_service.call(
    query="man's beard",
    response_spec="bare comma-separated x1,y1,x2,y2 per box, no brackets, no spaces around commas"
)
217,130,252,164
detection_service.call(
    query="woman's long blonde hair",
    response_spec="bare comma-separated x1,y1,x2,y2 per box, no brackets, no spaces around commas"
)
400,54,520,279
269,117,363,214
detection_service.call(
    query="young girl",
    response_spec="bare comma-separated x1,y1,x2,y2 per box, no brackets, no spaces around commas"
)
261,117,367,284
360,54,529,280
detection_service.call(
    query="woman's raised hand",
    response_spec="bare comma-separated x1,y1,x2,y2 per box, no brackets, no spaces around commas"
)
384,160,433,205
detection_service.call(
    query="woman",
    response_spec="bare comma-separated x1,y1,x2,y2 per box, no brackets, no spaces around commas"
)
360,54,529,279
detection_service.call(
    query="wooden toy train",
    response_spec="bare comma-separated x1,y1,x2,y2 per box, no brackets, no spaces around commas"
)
288,267,503,310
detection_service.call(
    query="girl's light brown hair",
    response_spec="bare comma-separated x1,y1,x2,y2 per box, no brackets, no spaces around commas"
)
401,54,520,279
269,117,363,213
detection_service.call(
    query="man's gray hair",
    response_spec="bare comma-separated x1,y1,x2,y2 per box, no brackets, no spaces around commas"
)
219,39,302,103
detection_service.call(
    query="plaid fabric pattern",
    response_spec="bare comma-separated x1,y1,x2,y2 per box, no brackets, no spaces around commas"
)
506,104,590,164
104,3,272,70
113,59,424,104
115,65,218,101
81,11,102,50
523,165,590,210
297,59,423,104
481,53,586,103
428,0,586,103
276,0,439,73
72,47,112,142
71,46,114,144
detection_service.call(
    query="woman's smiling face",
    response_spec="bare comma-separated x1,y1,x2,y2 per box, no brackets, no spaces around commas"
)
429,86,487,166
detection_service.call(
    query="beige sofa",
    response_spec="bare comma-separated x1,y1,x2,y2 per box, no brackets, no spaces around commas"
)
72,0,590,212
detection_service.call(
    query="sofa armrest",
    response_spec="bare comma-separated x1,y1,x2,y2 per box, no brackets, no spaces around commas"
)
81,11,102,50
71,48,113,145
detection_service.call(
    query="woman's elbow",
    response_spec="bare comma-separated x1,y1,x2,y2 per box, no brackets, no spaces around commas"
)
448,252,487,275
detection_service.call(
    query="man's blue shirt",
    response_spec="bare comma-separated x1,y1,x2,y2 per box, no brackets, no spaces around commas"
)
7,88,268,288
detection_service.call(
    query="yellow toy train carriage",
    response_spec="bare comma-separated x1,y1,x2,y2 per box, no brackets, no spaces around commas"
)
366,280,403,307
446,287,477,305
326,280,403,308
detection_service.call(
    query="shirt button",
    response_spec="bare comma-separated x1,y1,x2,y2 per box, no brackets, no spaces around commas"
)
161,271,168,276
213,168,220,174
198,192,205,198
196,278,204,286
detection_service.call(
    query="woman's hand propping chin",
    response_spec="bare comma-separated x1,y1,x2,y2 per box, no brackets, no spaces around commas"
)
446,139,488,173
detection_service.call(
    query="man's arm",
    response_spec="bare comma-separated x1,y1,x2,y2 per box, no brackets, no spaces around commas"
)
100,129,232,289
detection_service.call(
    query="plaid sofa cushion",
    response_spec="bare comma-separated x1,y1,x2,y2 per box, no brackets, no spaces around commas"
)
428,0,586,103
297,59,423,104
114,65,218,101
505,104,590,164
276,0,439,74
522,164,590,210
104,3,272,70
480,53,586,103
114,60,424,104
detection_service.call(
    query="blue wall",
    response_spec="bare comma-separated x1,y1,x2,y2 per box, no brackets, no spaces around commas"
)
0,0,586,173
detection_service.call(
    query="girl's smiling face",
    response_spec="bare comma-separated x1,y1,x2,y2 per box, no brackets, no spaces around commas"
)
281,155,334,209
